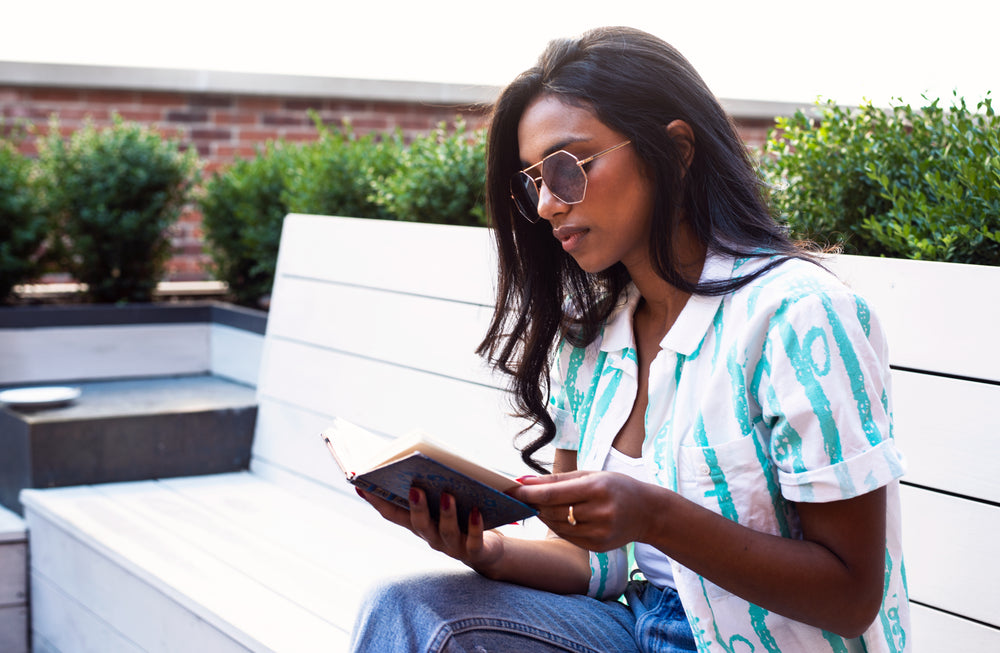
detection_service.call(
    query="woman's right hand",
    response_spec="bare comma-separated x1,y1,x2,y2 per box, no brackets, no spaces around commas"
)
356,487,507,575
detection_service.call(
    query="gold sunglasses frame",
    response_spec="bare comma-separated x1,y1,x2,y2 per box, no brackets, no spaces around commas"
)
511,140,632,222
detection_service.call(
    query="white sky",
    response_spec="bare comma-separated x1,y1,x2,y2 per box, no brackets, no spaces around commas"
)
0,0,996,106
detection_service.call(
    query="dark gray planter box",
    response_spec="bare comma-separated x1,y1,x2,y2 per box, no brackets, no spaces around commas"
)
0,302,267,514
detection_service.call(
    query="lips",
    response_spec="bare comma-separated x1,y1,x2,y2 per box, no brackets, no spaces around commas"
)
552,225,589,253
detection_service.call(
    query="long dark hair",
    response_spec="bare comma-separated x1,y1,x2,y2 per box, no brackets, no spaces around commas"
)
477,27,811,473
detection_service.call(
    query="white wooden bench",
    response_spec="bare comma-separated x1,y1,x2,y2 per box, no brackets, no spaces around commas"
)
0,506,28,653
20,214,1000,651
826,256,1000,650
20,214,531,652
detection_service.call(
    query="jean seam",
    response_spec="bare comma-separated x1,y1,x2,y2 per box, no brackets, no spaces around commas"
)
428,616,607,653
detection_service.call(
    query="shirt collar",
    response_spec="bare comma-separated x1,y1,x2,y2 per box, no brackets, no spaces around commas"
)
660,254,734,355
599,283,641,353
596,254,737,357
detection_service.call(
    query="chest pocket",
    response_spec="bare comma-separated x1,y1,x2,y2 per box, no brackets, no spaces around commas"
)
676,432,789,599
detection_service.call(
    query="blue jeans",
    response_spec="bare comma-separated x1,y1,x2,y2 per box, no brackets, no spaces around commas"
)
351,571,696,653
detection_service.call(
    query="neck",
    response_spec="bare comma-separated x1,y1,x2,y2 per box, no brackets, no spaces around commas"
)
626,227,707,337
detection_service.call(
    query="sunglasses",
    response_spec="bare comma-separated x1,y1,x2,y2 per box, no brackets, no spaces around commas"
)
510,140,632,223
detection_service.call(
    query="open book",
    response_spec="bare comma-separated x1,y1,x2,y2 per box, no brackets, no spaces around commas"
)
321,418,537,531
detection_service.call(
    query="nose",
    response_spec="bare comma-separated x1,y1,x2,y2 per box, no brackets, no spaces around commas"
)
534,181,568,222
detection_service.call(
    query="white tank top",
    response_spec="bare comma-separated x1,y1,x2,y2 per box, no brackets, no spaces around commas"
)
602,447,676,589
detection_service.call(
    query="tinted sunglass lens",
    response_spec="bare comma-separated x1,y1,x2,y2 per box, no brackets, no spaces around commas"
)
511,172,541,222
543,152,587,204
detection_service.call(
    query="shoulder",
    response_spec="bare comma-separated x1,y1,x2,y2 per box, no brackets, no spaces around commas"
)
734,256,874,325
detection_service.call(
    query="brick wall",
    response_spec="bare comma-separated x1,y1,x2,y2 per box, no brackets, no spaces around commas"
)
0,63,794,284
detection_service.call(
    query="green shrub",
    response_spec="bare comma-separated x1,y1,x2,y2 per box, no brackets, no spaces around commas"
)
762,95,1000,265
201,141,300,307
0,141,48,303
375,119,487,226
41,116,199,302
285,119,399,220
200,118,488,304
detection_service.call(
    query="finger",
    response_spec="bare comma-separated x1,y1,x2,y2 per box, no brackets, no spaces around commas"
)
407,487,439,542
463,507,491,566
517,470,591,485
436,492,463,552
509,473,597,507
356,487,415,529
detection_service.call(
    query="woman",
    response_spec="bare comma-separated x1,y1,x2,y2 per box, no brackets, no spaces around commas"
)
352,26,910,652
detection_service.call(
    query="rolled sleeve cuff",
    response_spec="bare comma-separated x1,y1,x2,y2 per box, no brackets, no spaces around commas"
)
778,439,907,503
587,548,629,600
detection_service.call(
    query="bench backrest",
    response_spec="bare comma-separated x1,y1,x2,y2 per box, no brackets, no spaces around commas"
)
827,255,1000,648
249,214,528,496
253,214,999,647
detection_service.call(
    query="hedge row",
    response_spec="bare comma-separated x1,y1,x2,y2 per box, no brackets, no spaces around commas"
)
201,118,486,305
761,94,999,264
1,95,997,306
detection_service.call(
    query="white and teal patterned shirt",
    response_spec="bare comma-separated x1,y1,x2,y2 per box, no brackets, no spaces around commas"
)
548,254,910,652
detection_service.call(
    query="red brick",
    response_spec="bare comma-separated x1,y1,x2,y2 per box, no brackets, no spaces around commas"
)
283,98,326,111
213,111,257,126
27,88,84,103
116,108,165,122
55,107,113,122
238,128,282,141
190,127,233,141
281,131,320,142
262,113,308,126
165,109,208,123
216,144,260,159
80,89,137,105
189,94,234,108
136,92,188,107
235,96,282,112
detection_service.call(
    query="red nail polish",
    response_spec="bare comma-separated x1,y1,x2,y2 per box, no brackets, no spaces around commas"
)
409,488,420,505
356,487,365,499
441,493,451,510
470,506,481,527
516,475,537,483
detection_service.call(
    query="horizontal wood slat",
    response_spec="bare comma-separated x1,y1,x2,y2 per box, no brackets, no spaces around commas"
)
275,214,497,306
900,484,999,628
827,255,1000,382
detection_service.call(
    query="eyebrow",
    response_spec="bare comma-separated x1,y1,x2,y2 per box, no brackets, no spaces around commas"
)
518,136,592,168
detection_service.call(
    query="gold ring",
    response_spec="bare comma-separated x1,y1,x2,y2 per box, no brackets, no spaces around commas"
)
567,505,577,526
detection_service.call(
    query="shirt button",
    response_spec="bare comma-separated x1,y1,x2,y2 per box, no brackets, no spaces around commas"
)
698,464,711,476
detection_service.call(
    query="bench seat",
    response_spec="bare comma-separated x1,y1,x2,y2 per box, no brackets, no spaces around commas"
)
25,474,464,652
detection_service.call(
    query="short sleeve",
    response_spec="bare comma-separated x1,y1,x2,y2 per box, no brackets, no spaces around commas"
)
759,289,906,503
587,548,629,600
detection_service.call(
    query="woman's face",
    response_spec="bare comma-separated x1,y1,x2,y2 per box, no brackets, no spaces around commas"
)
516,94,656,275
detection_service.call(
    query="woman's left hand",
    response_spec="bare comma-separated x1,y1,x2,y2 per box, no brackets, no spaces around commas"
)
509,470,664,552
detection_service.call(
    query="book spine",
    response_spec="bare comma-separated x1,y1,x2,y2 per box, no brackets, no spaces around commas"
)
350,477,410,510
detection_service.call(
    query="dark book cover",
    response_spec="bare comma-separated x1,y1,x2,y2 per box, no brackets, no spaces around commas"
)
349,452,537,532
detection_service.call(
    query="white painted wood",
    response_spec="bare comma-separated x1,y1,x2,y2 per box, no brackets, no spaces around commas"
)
0,324,211,384
892,370,1000,504
900,484,999,628
23,486,349,652
0,603,28,653
275,214,496,305
0,542,27,605
30,572,144,653
210,324,264,387
253,343,533,481
0,506,26,544
910,603,1000,652
827,255,1000,382
265,276,497,386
